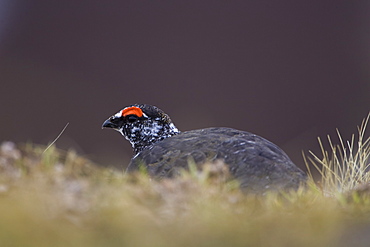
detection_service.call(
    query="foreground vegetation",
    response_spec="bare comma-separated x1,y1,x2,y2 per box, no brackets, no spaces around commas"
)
0,114,369,247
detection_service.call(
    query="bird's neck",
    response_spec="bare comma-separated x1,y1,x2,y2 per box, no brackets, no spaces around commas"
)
125,122,180,154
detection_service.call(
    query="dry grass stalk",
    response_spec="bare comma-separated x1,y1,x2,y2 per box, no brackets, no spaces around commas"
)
306,113,370,196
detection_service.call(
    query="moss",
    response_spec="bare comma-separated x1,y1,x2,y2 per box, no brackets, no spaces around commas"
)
0,113,368,246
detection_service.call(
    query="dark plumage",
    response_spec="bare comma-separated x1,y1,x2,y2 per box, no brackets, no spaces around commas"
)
103,104,307,193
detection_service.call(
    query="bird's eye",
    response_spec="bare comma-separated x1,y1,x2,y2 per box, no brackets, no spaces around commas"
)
126,114,139,123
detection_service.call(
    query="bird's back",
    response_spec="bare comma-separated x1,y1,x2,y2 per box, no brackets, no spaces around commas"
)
127,127,307,193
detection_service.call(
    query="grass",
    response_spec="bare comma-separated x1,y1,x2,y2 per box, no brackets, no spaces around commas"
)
0,113,369,247
305,113,370,196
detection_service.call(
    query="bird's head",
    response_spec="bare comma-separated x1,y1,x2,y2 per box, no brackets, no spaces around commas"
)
102,104,180,154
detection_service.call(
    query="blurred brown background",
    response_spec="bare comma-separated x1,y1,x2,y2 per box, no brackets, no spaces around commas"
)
0,1,369,170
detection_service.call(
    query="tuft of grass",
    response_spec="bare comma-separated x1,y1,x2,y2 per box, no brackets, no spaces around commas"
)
305,113,370,196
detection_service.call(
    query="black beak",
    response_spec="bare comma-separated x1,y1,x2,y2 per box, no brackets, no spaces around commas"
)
102,118,118,129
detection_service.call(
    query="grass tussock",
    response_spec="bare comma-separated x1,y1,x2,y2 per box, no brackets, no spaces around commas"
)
305,113,370,196
0,113,369,247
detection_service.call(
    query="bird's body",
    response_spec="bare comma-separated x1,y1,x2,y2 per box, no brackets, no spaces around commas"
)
103,104,307,193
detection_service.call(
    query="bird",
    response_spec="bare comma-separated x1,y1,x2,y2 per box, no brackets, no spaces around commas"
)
102,104,307,194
